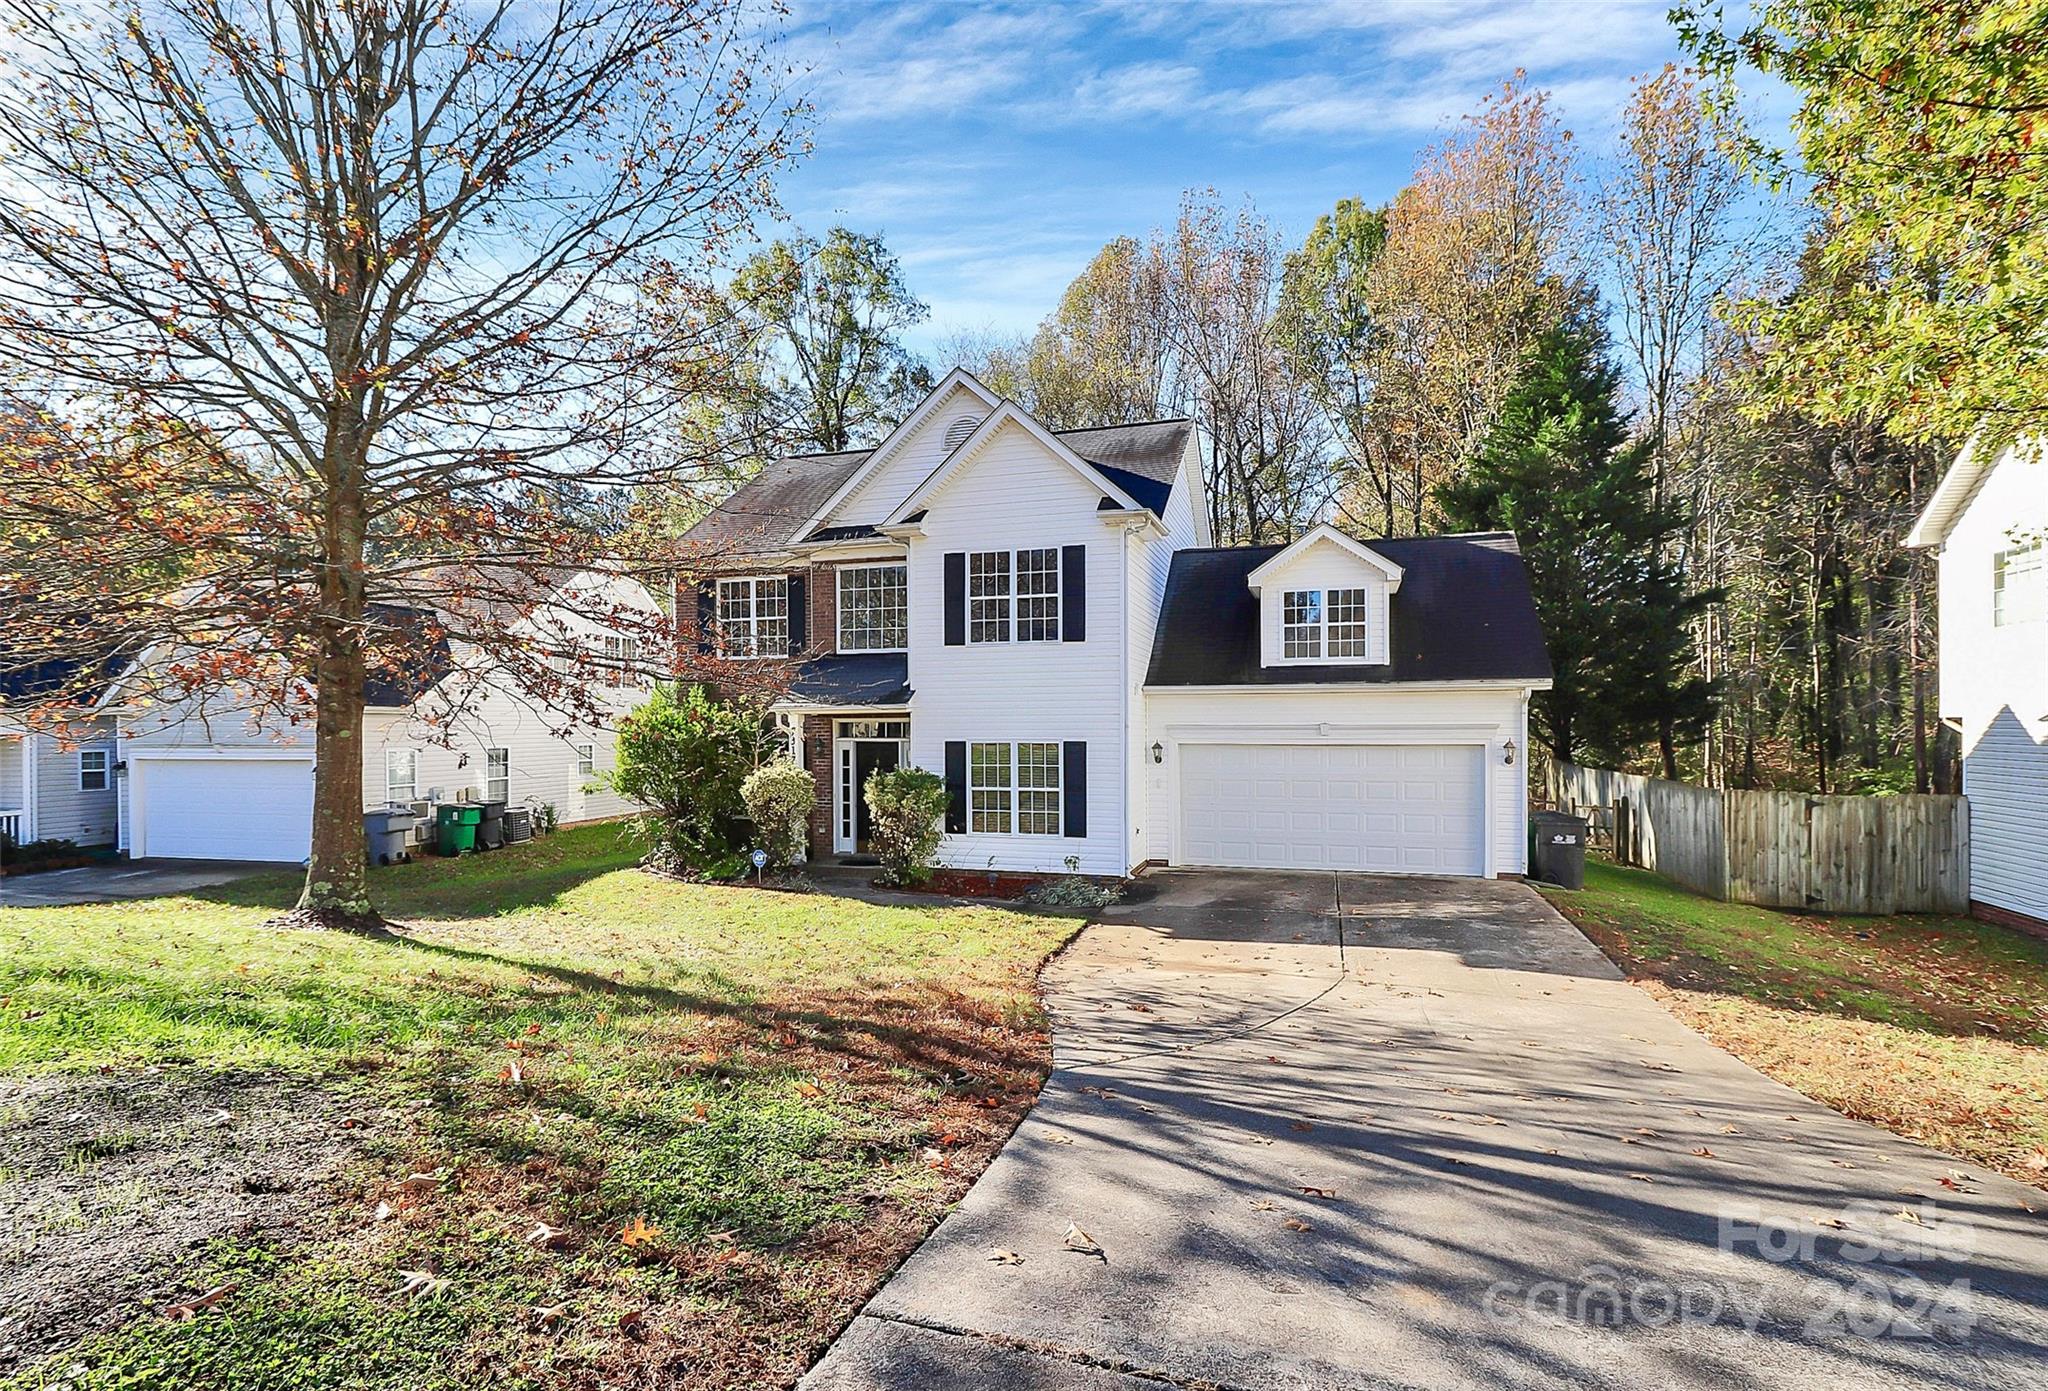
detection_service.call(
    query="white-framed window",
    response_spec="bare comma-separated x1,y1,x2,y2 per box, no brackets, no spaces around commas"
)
1327,588,1369,657
1282,589,1323,659
1281,587,1370,661
1016,548,1061,642
1994,543,2044,627
970,548,1062,643
969,551,1011,644
484,747,509,804
716,575,789,657
77,747,110,792
574,743,595,777
601,634,643,687
969,740,1061,836
838,562,908,651
385,748,418,804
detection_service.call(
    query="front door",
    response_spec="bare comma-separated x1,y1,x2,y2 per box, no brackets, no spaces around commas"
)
852,741,899,852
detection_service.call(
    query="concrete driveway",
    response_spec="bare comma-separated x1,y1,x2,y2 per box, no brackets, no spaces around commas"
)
805,871,2048,1391
0,859,287,907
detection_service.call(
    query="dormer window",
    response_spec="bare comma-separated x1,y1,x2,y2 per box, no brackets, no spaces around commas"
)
942,414,980,452
1282,588,1368,661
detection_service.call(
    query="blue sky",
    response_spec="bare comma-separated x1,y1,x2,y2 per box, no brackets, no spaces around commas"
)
770,0,1785,356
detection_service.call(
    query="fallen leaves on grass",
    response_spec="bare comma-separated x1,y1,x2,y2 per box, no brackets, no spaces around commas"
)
397,1269,450,1301
163,1283,237,1321
619,1216,661,1249
526,1221,570,1249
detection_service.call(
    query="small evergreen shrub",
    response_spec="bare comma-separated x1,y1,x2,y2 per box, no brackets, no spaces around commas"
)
863,767,947,887
608,684,776,876
741,759,814,868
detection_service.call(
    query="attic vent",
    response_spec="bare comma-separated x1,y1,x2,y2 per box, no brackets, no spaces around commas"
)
942,414,981,452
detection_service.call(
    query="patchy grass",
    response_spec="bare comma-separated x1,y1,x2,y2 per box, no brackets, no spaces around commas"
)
0,823,1081,1389
1543,859,2048,1188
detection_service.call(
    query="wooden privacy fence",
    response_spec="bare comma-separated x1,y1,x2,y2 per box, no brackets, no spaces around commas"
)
1545,762,1969,915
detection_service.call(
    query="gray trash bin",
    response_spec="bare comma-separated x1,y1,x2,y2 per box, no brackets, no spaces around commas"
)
364,807,418,866
477,801,507,851
1530,810,1588,889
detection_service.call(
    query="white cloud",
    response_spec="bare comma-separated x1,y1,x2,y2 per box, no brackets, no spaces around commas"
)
1072,61,1206,117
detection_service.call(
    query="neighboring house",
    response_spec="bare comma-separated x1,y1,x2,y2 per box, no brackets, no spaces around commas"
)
0,656,123,850
1907,437,2048,930
97,569,658,863
677,368,1552,878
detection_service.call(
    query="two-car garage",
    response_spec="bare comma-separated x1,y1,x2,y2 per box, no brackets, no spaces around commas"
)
1176,742,1485,876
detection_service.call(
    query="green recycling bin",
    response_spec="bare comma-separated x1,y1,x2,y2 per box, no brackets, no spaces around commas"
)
436,803,482,855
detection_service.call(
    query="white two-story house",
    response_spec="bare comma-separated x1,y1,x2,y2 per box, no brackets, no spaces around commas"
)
1908,437,2048,929
679,369,1552,879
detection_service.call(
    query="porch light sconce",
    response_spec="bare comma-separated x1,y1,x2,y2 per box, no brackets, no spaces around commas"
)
1151,742,1164,765
1503,740,1517,767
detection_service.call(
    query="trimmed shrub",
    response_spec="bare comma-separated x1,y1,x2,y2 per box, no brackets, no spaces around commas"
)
741,759,813,868
608,684,777,876
863,767,947,887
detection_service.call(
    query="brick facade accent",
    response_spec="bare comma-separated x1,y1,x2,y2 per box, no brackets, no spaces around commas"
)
803,713,835,859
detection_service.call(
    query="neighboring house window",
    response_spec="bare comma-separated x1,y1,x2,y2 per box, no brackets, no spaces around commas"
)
717,576,788,657
484,748,509,804
575,743,595,776
602,634,642,686
968,740,1061,836
78,748,109,792
969,552,1012,643
386,748,418,804
838,563,908,651
1282,590,1323,659
1281,587,1369,660
1015,548,1061,642
1993,543,2044,627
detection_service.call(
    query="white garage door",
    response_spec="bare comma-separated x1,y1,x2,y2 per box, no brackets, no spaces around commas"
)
135,757,314,861
1179,743,1484,875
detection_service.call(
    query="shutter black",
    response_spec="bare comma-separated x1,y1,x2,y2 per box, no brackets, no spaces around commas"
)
695,579,715,654
1062,741,1087,838
943,552,966,646
787,573,808,655
1061,544,1086,642
944,741,968,833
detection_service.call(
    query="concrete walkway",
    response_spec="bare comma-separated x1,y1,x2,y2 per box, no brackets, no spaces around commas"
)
804,870,2048,1391
0,859,286,907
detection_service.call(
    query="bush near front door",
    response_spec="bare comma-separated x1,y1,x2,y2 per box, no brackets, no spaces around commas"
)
864,768,947,887
608,684,778,876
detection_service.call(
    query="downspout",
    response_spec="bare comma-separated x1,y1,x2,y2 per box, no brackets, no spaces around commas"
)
23,733,38,843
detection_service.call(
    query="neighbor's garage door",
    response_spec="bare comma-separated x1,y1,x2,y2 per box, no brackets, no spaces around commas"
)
134,756,314,861
1178,743,1484,875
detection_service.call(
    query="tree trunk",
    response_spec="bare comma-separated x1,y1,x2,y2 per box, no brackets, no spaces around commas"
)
292,416,379,931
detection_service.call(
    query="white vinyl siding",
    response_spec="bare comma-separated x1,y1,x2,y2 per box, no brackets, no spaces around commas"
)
838,562,909,651
1961,713,2048,922
1258,539,1394,667
8,718,121,847
907,416,1126,875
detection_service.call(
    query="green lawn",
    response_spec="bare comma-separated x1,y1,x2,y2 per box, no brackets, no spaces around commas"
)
0,824,1080,1390
1543,859,2048,1187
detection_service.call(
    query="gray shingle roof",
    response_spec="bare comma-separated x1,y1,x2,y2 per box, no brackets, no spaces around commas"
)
681,448,872,553
681,416,1193,554
1146,532,1552,687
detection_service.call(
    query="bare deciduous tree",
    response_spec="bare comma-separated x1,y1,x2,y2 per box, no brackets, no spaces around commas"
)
0,0,797,929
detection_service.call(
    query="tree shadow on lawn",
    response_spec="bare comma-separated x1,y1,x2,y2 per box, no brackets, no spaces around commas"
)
1549,861,2048,1044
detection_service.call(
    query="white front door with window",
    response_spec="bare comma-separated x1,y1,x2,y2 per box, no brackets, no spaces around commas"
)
832,719,908,854
1177,742,1484,876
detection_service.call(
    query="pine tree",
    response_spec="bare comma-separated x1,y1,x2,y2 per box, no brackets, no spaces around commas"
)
1439,311,1716,771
